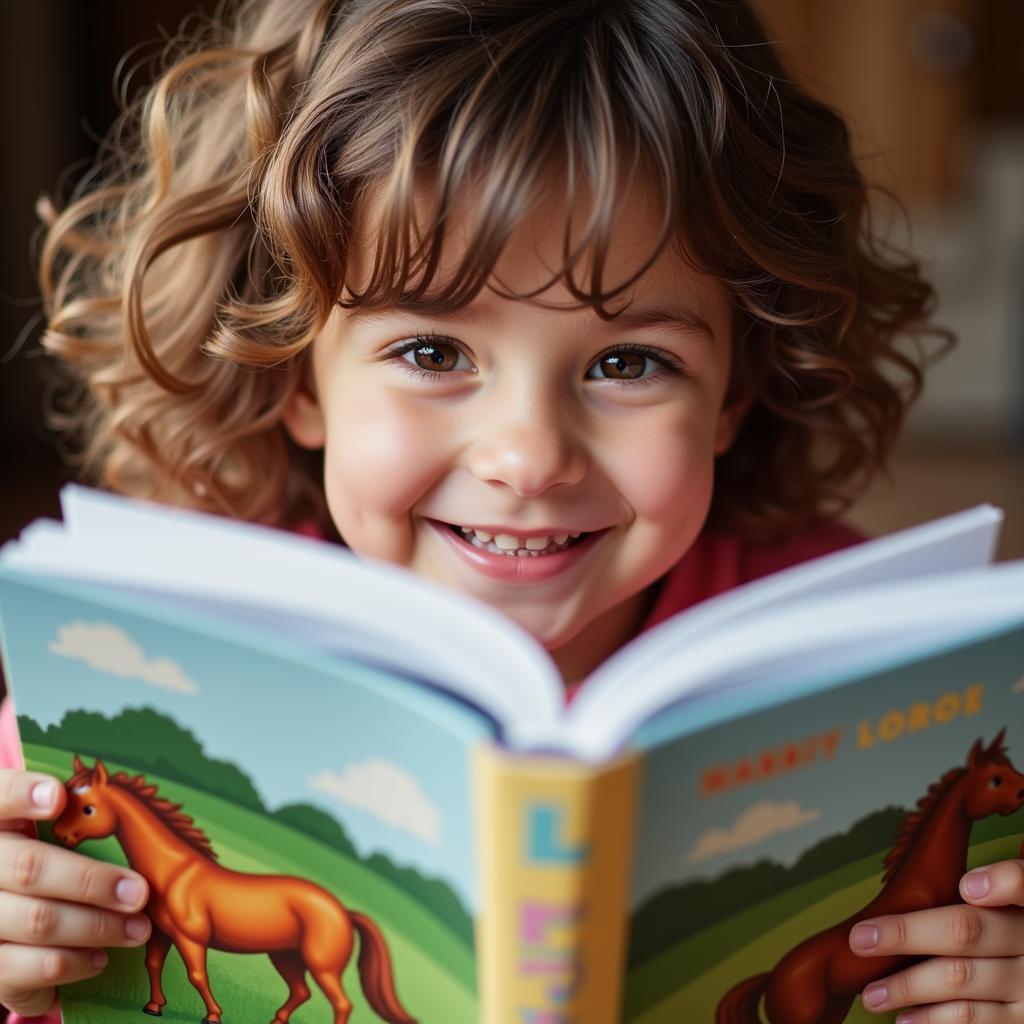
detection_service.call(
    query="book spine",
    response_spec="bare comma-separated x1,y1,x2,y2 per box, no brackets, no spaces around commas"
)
473,745,641,1024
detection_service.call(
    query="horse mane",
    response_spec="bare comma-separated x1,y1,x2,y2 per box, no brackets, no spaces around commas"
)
69,768,218,862
881,739,1010,884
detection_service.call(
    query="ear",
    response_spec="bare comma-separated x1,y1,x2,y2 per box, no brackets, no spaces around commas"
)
281,377,327,450
987,728,1006,755
92,759,109,786
967,737,984,768
713,389,754,456
73,753,87,774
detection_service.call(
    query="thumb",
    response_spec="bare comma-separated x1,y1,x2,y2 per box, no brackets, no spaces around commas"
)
960,859,1024,907
0,771,65,833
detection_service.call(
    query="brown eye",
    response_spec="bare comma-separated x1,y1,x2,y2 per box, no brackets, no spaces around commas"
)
593,350,648,380
411,343,461,372
989,775,1003,788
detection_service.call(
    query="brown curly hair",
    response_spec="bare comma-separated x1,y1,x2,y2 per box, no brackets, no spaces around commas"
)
38,0,947,541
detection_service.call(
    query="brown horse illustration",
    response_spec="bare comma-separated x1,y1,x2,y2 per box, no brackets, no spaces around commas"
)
53,755,417,1024
716,730,1024,1024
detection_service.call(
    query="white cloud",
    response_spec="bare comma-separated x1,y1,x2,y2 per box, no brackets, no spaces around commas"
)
310,759,441,846
1013,676,1024,694
49,621,198,696
685,800,820,864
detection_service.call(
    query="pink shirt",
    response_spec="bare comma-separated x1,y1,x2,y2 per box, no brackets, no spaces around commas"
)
0,519,860,1024
0,701,54,1023
0,695,21,771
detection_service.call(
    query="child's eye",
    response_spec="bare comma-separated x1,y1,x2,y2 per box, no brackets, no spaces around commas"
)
586,345,683,383
387,336,475,377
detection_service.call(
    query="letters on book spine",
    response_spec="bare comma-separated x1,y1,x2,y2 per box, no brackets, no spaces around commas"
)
473,746,640,1024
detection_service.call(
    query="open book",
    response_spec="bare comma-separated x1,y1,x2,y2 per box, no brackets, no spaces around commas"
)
1,487,1022,1024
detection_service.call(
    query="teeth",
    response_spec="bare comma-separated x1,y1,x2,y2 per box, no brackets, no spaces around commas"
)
454,525,585,557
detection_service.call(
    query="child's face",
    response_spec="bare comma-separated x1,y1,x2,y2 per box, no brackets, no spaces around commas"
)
284,183,748,680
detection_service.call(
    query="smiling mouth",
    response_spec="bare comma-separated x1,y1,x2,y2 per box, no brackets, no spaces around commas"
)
440,522,593,557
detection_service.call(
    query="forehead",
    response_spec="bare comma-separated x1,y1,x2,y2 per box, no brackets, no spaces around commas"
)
345,171,723,315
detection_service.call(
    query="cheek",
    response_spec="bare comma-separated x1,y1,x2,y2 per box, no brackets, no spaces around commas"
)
603,403,718,522
321,392,449,542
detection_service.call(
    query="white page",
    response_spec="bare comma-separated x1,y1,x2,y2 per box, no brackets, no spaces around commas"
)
552,560,1024,759
4,490,563,734
567,506,1003,741
0,490,1010,756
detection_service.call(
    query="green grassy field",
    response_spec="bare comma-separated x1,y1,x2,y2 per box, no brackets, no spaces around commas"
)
625,833,1022,1023
27,744,477,1024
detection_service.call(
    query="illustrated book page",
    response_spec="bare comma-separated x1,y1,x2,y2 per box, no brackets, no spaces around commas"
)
1,571,494,1024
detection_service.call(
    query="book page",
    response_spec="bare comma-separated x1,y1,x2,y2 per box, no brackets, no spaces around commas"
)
620,620,1024,1023
4,486,564,738
557,506,1007,758
0,569,497,1024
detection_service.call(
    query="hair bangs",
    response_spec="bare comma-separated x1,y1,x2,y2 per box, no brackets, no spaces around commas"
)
303,2,687,318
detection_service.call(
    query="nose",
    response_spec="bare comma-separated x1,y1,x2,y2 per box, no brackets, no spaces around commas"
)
465,391,588,496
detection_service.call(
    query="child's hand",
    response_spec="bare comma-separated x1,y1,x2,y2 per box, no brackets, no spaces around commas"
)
0,769,151,1018
850,859,1024,1021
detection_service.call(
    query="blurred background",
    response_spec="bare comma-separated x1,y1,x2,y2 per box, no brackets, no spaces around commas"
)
1,0,1022,559
756,0,1024,560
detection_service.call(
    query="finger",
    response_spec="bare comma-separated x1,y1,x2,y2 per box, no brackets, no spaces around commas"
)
962,862,1024,909
0,944,107,1016
0,890,151,949
887,1000,1024,1023
860,955,1024,1012
849,906,1024,958
0,833,148,911
0,771,65,824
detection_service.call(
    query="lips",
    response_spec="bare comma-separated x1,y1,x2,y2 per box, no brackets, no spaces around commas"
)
428,519,607,583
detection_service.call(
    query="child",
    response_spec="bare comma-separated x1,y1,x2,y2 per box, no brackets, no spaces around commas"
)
2,0,1022,1020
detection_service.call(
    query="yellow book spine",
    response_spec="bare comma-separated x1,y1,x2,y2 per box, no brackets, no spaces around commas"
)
473,744,641,1024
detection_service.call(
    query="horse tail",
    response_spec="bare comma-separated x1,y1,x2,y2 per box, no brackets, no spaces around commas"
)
715,972,769,1024
350,911,418,1024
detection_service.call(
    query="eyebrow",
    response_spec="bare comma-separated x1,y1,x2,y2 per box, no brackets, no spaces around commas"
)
603,303,714,339
345,299,714,339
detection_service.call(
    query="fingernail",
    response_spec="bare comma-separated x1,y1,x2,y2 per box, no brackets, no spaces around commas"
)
115,877,146,907
124,915,150,942
962,868,990,900
850,923,879,950
862,983,888,1009
92,950,108,971
30,780,58,811
896,1015,915,1024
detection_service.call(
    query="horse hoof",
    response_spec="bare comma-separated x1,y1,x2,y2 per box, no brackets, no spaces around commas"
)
142,1009,163,1018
